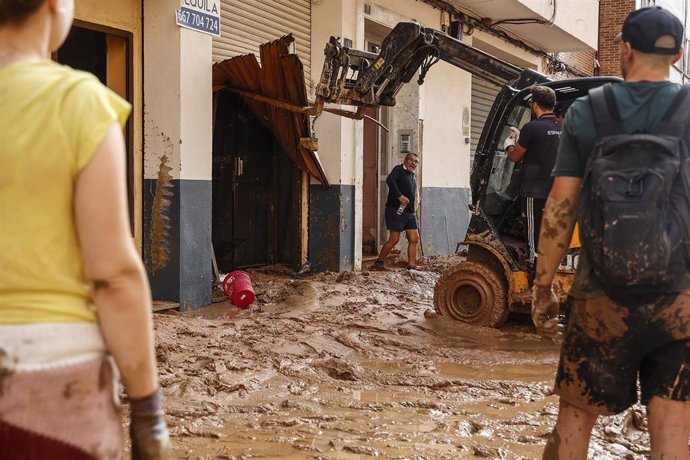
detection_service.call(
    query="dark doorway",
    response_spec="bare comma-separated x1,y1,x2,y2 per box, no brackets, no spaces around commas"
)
56,27,107,84
212,91,301,271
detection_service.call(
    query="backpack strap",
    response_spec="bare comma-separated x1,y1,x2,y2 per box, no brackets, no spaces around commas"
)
656,85,690,137
589,84,624,137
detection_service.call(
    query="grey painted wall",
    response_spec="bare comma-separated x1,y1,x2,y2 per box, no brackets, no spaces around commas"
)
420,187,471,256
309,184,355,272
143,179,212,309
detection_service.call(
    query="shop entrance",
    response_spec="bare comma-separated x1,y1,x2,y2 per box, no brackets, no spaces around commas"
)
212,91,302,271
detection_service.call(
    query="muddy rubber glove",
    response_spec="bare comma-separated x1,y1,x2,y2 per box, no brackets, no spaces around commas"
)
130,387,170,460
531,285,564,343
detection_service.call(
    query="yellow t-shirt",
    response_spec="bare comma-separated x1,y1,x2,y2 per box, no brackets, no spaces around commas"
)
0,60,131,324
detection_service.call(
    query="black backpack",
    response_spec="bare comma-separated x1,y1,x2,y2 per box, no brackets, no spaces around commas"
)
579,83,690,287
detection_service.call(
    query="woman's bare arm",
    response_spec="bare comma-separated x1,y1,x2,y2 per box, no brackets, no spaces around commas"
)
73,121,158,399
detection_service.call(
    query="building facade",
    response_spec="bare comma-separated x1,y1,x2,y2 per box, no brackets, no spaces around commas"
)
67,0,599,310
307,0,599,272
598,0,689,79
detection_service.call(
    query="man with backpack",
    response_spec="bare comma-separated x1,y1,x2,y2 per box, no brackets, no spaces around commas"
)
531,6,690,459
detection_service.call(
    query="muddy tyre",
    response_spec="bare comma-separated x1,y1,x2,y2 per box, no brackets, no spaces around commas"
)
433,261,508,327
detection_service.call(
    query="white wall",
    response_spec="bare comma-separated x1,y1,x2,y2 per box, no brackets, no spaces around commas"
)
144,1,212,182
519,0,599,49
310,0,361,187
180,29,212,181
421,60,471,188
144,0,182,180
470,33,542,71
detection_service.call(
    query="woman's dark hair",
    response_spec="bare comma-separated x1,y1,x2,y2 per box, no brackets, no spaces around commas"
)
530,85,557,111
0,0,45,25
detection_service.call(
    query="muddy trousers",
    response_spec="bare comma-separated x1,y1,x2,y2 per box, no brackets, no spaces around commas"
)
0,323,123,459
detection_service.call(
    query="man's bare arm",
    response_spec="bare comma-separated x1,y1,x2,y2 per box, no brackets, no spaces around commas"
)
534,176,581,287
507,144,527,162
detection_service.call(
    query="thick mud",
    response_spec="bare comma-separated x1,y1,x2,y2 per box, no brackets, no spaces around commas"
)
153,256,650,459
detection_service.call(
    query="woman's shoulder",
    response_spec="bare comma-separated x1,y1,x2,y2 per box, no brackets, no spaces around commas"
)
8,60,106,104
51,62,106,95
45,63,129,122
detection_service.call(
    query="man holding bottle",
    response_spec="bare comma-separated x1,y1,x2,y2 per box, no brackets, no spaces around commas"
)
372,153,421,271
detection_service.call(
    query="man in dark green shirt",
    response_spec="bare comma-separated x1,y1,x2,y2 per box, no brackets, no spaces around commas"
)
531,6,690,459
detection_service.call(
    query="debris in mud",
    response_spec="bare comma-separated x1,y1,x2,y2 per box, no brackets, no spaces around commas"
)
456,419,482,436
150,256,655,459
343,444,382,456
473,445,508,458
317,358,363,381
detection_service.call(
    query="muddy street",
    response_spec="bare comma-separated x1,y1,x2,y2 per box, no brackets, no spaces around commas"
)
154,257,649,459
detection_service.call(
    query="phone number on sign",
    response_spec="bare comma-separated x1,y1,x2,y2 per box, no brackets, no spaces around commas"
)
176,8,219,35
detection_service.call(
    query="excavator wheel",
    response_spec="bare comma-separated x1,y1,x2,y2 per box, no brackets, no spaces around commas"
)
433,261,509,327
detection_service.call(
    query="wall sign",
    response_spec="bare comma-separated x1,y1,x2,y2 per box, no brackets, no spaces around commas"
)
176,0,221,37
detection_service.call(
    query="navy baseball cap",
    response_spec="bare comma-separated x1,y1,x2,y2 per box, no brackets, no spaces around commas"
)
616,6,683,55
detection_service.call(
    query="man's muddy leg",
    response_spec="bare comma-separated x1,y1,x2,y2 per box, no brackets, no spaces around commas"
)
377,231,401,263
647,396,690,459
543,400,598,460
405,229,419,267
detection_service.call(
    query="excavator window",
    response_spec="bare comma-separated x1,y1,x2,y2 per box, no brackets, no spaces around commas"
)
482,103,534,240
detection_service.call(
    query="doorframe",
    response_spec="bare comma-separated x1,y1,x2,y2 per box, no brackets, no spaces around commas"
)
376,106,390,252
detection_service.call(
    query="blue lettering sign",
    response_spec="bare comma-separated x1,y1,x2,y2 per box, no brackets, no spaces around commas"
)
175,7,220,37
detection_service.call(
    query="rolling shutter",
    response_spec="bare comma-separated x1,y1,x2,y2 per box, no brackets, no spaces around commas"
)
213,0,311,86
471,76,501,165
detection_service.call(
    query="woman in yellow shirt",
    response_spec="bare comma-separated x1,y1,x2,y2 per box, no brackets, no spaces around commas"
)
0,1,168,458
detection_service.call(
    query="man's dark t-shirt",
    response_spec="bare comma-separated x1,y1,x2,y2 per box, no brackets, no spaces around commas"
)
553,81,690,296
517,114,562,199
385,164,416,213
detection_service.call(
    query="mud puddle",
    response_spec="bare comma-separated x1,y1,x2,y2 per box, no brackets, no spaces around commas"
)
151,257,651,459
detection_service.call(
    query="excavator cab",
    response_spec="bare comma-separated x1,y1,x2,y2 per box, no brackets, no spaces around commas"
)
313,22,620,327
433,73,621,327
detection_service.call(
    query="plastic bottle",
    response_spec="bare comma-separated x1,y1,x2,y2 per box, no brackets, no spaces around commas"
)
396,203,406,215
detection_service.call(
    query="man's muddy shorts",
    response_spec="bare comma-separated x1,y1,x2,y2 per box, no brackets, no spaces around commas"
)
384,206,418,232
555,291,690,415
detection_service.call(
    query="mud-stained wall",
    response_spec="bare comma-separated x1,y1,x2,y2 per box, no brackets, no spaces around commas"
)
420,187,471,256
143,0,213,308
309,185,355,272
309,0,361,272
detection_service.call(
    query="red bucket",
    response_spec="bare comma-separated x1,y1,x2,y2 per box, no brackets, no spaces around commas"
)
222,271,255,308
232,281,255,309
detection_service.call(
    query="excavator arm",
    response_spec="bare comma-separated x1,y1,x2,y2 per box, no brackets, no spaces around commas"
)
315,22,522,109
